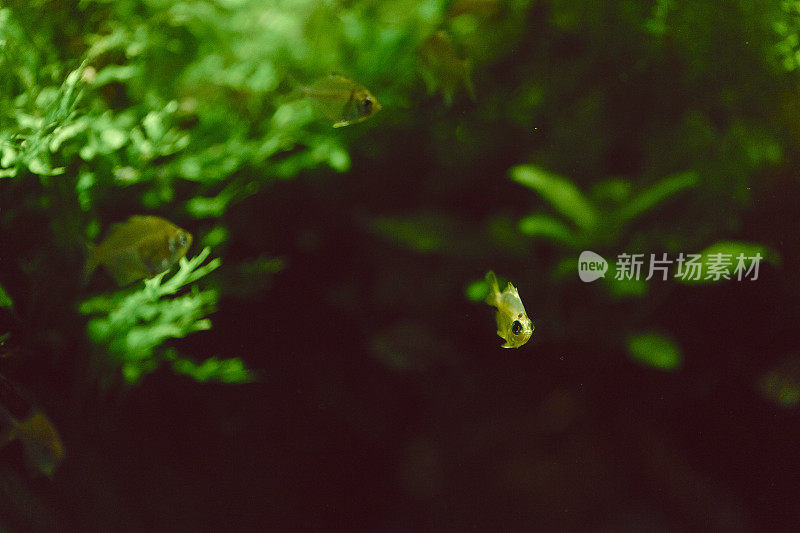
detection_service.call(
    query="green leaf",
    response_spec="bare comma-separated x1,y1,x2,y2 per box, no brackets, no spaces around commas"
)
186,195,231,218
601,261,648,298
201,226,229,247
369,214,453,253
171,355,255,383
675,240,778,285
518,213,577,246
465,279,488,302
487,215,529,251
91,64,142,87
0,283,12,309
627,332,682,371
590,178,632,204
616,171,698,224
550,257,578,282
701,241,779,265
605,276,648,298
759,358,800,408
510,165,598,231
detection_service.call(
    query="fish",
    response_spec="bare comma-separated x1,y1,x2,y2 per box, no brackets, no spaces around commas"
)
0,408,65,478
484,271,534,348
417,31,476,105
85,215,193,286
300,74,381,128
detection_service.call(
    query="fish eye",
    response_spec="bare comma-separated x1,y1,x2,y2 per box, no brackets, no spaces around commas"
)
511,320,523,336
361,97,372,115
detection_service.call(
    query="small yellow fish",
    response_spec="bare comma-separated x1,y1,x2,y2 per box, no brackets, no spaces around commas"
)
0,409,65,477
301,74,381,128
418,31,476,105
484,271,534,348
86,215,193,286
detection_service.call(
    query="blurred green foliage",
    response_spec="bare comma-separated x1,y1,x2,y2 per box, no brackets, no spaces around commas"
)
370,214,455,253
676,240,780,285
464,278,489,302
759,355,800,407
513,165,699,250
0,283,11,310
166,349,253,384
627,332,682,372
775,0,800,70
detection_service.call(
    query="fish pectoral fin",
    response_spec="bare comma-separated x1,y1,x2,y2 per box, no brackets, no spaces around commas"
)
497,331,515,348
498,332,515,348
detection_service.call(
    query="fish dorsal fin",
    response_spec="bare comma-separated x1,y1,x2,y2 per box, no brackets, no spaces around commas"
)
484,271,500,307
127,215,162,225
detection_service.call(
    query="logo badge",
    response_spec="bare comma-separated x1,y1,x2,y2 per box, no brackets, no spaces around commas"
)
578,250,608,282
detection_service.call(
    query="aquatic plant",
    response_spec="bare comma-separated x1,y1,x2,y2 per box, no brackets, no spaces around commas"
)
0,283,11,310
78,247,250,384
0,0,469,384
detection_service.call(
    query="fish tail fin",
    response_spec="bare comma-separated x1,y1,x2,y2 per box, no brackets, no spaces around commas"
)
484,270,500,307
276,72,322,121
282,72,311,99
272,72,305,106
